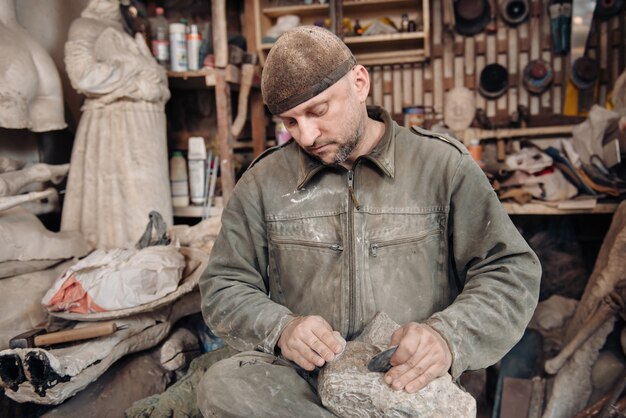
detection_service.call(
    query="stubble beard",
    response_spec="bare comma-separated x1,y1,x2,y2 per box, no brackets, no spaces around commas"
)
333,114,365,165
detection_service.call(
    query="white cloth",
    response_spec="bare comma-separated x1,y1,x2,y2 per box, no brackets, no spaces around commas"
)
572,105,621,165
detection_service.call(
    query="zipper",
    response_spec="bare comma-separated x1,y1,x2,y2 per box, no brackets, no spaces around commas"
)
270,237,343,252
347,171,361,210
347,170,357,337
369,230,442,257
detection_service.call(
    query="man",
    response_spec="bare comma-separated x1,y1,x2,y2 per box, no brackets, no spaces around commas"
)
198,26,540,417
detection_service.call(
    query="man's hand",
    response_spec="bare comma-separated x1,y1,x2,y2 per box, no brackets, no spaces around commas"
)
384,322,452,393
277,315,346,371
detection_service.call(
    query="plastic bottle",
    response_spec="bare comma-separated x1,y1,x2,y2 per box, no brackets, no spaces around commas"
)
468,140,485,168
150,7,170,68
187,137,207,205
187,24,202,71
169,22,188,71
400,13,410,32
169,151,190,207
353,19,363,36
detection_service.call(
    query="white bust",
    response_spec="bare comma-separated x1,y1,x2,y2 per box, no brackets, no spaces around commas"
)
444,87,476,132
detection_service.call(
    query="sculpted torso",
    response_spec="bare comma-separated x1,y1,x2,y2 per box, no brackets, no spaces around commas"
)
0,0,65,131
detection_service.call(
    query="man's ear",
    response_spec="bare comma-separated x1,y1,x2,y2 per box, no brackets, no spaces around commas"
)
352,65,370,103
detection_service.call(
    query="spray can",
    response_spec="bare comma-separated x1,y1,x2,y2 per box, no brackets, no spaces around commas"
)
187,137,207,205
187,24,202,71
169,22,188,71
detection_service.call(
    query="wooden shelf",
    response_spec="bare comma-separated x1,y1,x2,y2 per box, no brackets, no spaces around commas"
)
344,31,424,45
262,3,328,17
261,32,424,48
255,0,429,66
262,32,426,65
262,0,417,17
173,205,223,218
355,49,425,65
503,201,618,215
457,126,576,144
344,0,420,13
167,64,260,89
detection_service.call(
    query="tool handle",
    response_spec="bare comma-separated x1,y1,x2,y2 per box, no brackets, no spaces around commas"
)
34,322,118,346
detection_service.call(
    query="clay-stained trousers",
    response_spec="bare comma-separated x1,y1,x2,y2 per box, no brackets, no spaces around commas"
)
197,351,338,418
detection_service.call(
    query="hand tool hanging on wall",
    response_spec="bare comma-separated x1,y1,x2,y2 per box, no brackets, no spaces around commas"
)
486,0,499,33
231,52,259,137
523,59,555,95
454,0,492,35
564,0,597,115
499,0,530,26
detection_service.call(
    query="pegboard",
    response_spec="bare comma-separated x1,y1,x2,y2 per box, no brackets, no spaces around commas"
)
365,0,626,126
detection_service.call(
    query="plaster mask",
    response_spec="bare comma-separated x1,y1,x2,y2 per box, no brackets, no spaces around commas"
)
444,87,476,131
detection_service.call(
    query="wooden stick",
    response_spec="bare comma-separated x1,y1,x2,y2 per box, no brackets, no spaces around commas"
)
212,0,235,205
545,295,621,375
0,188,57,212
599,368,626,418
35,322,120,346
573,393,626,418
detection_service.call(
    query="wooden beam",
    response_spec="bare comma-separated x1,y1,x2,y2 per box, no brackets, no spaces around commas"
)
212,0,235,204
330,0,343,39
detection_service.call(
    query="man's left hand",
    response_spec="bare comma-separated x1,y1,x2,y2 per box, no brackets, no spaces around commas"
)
384,322,452,393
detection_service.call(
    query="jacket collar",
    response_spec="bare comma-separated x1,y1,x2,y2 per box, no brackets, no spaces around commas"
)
296,105,395,189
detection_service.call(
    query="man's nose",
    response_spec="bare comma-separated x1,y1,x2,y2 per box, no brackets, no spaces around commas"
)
297,119,320,147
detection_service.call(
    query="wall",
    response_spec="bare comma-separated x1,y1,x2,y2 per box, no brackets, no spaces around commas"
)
365,0,626,127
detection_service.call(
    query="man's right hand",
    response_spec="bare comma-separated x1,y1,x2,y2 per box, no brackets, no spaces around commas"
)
277,315,346,371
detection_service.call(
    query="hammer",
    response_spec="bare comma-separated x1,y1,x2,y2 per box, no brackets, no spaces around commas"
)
9,322,128,349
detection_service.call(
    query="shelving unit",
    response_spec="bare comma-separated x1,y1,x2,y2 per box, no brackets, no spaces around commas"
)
165,0,267,219
166,65,263,153
457,125,620,216
166,64,264,217
456,125,577,144
253,0,429,65
167,64,258,89
503,201,619,215
173,205,223,218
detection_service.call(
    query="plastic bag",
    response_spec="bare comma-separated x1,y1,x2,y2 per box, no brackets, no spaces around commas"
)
42,245,185,313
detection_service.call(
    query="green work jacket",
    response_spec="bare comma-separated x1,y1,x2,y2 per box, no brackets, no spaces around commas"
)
200,106,541,378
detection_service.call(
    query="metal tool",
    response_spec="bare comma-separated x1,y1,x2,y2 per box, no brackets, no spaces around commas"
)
367,346,398,373
9,322,128,349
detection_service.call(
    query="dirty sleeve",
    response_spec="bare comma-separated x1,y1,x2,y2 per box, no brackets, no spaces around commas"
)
199,175,293,355
425,154,541,379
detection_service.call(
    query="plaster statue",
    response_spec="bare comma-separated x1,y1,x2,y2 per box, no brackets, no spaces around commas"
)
444,86,476,132
0,157,25,174
0,163,68,213
0,163,69,197
0,0,66,131
61,0,173,249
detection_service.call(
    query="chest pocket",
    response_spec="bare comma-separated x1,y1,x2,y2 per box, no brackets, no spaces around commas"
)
361,211,448,325
266,213,345,330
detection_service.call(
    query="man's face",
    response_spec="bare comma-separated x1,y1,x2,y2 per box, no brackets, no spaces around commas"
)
278,73,365,166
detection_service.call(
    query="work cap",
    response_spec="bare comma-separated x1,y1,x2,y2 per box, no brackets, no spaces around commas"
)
261,25,356,115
